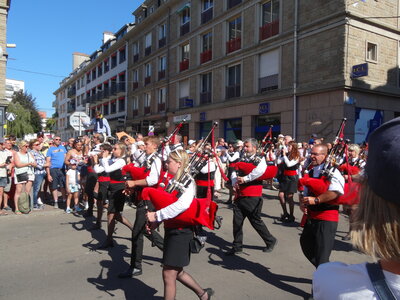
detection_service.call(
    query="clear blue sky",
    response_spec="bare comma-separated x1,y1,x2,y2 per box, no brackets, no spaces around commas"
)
6,0,141,117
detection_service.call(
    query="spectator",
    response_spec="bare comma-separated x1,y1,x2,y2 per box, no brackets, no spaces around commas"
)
29,139,49,210
13,140,36,215
82,110,111,137
65,159,82,213
2,139,14,212
46,136,67,208
0,140,8,215
65,138,75,152
8,135,19,152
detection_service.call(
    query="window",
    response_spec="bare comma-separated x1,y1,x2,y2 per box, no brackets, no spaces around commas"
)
111,101,117,114
119,47,126,63
180,6,190,36
144,93,151,114
158,87,166,111
259,49,279,92
145,63,152,85
260,0,280,40
97,64,102,77
227,17,241,53
200,73,212,104
224,118,242,141
201,0,213,23
180,43,190,71
226,64,241,99
103,103,109,115
104,59,109,73
366,42,378,62
159,56,166,80
201,32,213,64
159,23,167,48
111,53,117,69
133,42,139,62
133,69,139,89
132,96,139,116
179,80,192,108
227,0,242,9
119,98,125,112
145,33,152,56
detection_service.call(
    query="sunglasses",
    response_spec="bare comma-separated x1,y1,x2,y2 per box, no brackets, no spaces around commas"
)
33,143,40,146
54,138,61,141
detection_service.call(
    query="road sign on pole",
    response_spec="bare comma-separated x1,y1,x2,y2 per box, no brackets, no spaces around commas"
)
70,111,90,136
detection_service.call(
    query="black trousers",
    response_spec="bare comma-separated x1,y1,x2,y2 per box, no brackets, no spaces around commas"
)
232,196,275,251
85,172,98,214
130,200,164,269
300,218,338,268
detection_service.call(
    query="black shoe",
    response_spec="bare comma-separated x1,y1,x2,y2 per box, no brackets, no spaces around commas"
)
88,223,101,231
284,215,295,223
279,213,289,222
263,239,278,253
202,288,215,299
225,248,243,256
97,240,114,250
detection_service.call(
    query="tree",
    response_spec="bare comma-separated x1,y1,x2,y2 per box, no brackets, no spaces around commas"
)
6,102,35,137
12,91,42,133
45,118,56,132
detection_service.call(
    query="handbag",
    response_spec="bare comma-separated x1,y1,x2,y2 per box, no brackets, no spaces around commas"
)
16,172,29,182
190,227,207,254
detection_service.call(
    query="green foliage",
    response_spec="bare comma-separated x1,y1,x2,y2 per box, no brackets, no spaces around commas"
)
11,90,42,133
45,118,56,132
7,102,35,137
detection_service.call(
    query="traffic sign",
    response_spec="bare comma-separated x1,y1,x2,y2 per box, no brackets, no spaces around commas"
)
5,112,16,122
69,111,90,134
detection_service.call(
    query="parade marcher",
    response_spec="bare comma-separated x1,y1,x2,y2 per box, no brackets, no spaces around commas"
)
146,150,214,300
119,136,164,278
65,159,82,213
14,140,36,214
299,144,345,268
30,139,49,210
82,110,111,137
45,136,67,209
163,133,183,161
226,138,277,255
91,143,112,230
265,143,277,190
225,142,241,204
313,117,400,299
277,141,300,223
98,142,133,249
131,141,146,167
215,138,228,192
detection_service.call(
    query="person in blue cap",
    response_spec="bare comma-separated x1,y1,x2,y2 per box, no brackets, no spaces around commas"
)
313,117,400,299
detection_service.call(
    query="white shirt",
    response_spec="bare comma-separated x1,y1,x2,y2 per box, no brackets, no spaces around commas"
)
304,164,345,196
313,262,400,300
144,154,162,187
277,156,299,168
100,157,126,173
231,155,267,186
66,169,80,185
156,180,195,221
93,155,111,174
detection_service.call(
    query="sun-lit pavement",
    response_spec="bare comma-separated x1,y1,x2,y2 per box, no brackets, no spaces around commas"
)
0,188,369,300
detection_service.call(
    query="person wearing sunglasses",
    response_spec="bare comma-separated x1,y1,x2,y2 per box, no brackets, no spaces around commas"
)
29,139,49,210
45,136,67,209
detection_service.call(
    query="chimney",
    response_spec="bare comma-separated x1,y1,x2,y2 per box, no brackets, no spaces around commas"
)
72,52,89,70
103,31,115,44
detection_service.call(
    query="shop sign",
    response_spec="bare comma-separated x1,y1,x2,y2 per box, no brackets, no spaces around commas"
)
259,102,270,115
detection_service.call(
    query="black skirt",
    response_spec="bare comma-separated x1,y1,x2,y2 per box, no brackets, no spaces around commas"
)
107,182,126,213
279,175,299,193
162,227,193,268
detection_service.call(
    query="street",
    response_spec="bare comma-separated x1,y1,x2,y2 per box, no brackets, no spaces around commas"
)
0,189,369,300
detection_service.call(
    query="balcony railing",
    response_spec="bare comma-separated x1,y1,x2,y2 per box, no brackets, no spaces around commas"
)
132,82,139,90
179,59,189,72
159,37,166,48
226,84,241,99
103,87,110,99
158,70,166,80
96,91,103,102
259,20,279,40
201,7,213,24
259,74,279,93
145,76,151,85
145,46,152,56
200,91,212,105
228,0,242,9
67,87,76,98
158,102,166,112
117,82,125,94
179,97,194,109
67,104,76,113
133,54,139,63
144,106,151,115
132,109,139,117
226,37,241,53
111,84,117,95
200,49,212,64
180,22,190,36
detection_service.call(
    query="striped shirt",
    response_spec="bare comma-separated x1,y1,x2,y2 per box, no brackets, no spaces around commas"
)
30,150,47,175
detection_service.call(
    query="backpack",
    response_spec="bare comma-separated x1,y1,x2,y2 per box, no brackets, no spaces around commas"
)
18,192,31,214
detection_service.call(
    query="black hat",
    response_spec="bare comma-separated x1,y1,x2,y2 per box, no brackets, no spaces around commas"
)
37,132,44,137
366,117,400,206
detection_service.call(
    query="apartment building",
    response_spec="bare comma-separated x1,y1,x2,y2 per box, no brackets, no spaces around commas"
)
53,24,134,140
125,0,400,143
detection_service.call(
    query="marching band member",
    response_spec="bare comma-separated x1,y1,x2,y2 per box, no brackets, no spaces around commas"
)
313,117,400,299
118,136,164,278
97,142,133,249
276,141,300,223
300,144,345,267
146,150,214,300
162,133,184,162
225,142,242,204
226,138,277,255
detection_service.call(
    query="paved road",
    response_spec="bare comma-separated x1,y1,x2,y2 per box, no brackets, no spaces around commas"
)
0,189,369,300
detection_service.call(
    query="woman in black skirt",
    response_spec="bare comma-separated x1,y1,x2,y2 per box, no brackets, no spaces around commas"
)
98,142,133,248
146,150,214,300
277,141,300,223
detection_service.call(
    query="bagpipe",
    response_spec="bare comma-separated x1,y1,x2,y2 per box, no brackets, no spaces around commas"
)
142,122,219,229
234,126,278,181
158,119,185,163
298,118,360,206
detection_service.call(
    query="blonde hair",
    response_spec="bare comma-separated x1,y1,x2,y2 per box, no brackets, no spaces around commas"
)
18,140,28,148
348,144,360,155
115,142,127,158
169,149,189,180
351,180,400,261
